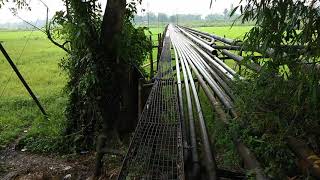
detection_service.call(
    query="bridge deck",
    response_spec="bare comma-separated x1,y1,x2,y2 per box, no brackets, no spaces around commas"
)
118,30,184,180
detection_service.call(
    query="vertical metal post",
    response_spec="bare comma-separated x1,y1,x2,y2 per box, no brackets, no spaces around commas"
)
138,78,143,118
0,43,48,117
149,36,154,78
156,33,161,71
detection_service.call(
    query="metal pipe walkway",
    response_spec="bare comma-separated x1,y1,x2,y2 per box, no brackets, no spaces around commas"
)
117,23,320,179
118,28,185,180
118,24,268,180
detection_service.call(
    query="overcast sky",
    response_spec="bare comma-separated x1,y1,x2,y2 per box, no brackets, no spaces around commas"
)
0,0,239,24
139,0,238,16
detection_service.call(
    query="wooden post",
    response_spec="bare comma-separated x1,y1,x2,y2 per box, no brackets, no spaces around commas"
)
156,33,161,71
138,78,143,118
149,36,154,78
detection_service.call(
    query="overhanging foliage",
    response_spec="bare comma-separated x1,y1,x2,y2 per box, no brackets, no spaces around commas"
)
228,0,320,178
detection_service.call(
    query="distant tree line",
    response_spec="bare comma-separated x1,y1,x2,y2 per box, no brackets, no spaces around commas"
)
0,6,245,30
134,11,239,25
133,4,245,27
0,19,46,30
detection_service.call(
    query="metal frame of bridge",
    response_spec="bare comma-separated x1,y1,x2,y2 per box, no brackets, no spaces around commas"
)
118,23,320,180
118,27,184,180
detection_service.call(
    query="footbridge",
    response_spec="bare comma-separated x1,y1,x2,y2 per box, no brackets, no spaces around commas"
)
118,24,267,180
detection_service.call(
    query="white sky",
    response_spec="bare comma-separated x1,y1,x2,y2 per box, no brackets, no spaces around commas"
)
139,0,239,16
0,0,239,24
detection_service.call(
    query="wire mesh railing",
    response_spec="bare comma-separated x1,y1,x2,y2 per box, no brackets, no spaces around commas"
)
118,28,184,180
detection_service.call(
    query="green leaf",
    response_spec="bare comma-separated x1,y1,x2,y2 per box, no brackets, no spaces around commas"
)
230,6,239,17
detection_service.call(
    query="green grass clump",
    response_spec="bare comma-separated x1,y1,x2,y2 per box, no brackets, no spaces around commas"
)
0,30,67,152
19,95,70,153
197,88,240,168
229,67,320,178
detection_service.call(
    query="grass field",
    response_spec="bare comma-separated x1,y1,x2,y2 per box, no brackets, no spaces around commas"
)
0,25,251,152
146,25,252,39
196,26,252,39
0,31,66,150
196,26,253,70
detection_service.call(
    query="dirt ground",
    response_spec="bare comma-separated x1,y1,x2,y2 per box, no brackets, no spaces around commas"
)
0,143,123,180
1,147,93,180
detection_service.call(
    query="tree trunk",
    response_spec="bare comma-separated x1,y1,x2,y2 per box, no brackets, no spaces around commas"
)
95,0,138,176
101,0,126,55
97,0,126,132
99,0,139,133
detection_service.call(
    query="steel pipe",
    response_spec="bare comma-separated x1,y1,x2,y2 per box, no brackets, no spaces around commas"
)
171,25,269,180
212,45,242,50
179,26,261,72
178,26,217,55
173,42,189,162
181,36,267,180
175,40,228,124
174,33,234,112
181,26,235,45
169,28,200,179
221,49,261,72
181,39,235,100
172,31,217,180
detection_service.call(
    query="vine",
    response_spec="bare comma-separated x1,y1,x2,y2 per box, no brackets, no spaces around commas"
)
50,0,151,152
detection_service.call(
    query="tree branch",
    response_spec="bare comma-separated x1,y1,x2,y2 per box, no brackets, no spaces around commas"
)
46,21,70,54
13,1,71,54
39,0,71,54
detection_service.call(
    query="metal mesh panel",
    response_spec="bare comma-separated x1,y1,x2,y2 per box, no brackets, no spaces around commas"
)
118,31,184,180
